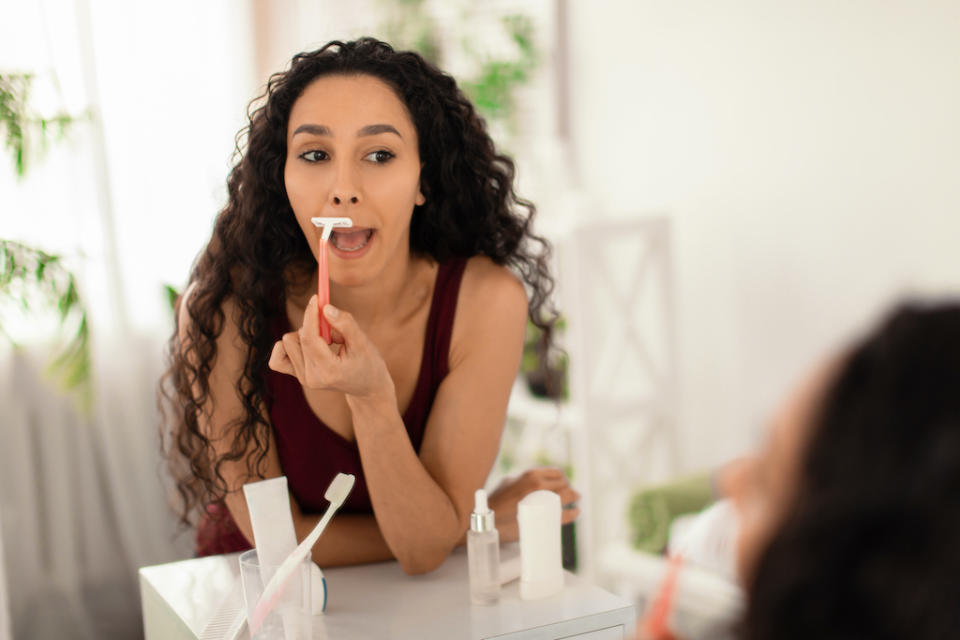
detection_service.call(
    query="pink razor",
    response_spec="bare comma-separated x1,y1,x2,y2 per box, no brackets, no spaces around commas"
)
310,217,352,343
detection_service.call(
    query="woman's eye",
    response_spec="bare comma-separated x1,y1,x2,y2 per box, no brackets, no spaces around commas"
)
299,150,328,163
364,150,395,164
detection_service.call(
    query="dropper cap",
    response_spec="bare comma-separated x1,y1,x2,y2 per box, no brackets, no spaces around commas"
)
470,489,495,532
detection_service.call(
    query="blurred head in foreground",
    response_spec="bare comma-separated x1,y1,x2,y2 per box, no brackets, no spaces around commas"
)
726,301,960,639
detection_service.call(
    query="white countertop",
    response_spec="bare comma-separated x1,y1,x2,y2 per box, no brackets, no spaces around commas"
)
139,546,635,639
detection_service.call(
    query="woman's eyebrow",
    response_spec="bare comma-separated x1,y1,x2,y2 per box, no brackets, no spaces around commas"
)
292,123,332,137
357,123,402,138
291,123,402,139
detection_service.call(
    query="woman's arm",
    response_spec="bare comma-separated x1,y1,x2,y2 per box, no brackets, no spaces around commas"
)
178,289,395,567
356,259,530,573
270,259,532,573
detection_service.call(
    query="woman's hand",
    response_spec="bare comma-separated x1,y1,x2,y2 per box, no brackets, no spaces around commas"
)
488,467,581,543
268,296,395,402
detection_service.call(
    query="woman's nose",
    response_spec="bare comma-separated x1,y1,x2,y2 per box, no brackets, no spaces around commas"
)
330,166,360,206
331,193,359,205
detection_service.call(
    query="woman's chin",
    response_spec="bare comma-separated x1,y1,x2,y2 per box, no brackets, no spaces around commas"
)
330,259,382,288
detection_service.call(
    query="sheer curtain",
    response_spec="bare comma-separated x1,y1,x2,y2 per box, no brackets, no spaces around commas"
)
0,1,256,637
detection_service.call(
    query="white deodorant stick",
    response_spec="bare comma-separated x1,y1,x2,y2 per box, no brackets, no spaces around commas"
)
518,489,564,600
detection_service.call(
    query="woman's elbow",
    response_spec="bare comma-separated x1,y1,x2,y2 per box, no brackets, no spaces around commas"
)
399,556,443,576
396,540,455,575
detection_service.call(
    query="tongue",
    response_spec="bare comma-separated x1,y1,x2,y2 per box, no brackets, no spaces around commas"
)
332,229,370,249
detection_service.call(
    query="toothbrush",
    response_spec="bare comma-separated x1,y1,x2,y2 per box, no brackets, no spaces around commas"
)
248,473,355,634
310,217,353,343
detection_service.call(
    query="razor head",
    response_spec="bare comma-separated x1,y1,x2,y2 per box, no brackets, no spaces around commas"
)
310,217,354,228
311,217,354,242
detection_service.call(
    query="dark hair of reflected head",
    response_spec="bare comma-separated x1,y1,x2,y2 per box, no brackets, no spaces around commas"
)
159,38,555,526
743,300,960,639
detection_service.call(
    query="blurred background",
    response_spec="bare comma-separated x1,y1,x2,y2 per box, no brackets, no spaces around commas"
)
1,0,959,637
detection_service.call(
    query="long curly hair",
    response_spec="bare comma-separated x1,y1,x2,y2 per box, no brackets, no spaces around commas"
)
160,38,555,525
742,301,960,639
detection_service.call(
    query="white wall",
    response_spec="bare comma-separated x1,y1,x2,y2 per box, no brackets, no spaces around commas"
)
567,1,960,471
86,0,258,328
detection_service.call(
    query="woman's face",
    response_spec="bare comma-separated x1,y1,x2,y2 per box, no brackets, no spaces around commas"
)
722,360,837,583
284,74,425,287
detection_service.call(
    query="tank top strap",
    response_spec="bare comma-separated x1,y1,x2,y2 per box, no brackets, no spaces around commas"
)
424,257,468,385
387,256,468,454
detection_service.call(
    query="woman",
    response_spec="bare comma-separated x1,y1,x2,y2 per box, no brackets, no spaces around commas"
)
163,38,578,574
726,301,960,637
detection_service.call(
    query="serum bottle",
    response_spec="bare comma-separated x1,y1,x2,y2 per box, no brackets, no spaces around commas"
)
468,489,500,605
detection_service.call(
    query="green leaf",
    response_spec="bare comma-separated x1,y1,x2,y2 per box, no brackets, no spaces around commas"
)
1,239,93,408
164,284,180,312
58,278,77,319
1,74,93,409
1,72,82,178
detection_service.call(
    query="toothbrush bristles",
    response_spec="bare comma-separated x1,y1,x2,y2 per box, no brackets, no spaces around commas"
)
326,473,355,503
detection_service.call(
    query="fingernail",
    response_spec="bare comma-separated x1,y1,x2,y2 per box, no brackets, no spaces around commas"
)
324,304,339,319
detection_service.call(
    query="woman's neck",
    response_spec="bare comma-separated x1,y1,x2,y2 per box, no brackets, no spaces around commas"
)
332,253,433,328
287,252,435,330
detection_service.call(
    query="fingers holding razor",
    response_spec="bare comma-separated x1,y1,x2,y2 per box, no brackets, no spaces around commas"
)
268,339,296,376
267,298,341,387
268,330,309,380
318,302,366,346
283,296,393,398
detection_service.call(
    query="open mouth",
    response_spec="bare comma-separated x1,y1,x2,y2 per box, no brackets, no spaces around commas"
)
330,228,374,252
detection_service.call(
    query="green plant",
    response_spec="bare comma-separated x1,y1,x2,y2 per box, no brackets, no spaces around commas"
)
377,1,539,129
1,72,91,407
164,284,180,313
378,0,442,67
460,14,538,122
0,240,90,403
0,73,80,178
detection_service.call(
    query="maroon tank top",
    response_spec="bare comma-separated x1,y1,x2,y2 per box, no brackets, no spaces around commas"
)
196,258,468,556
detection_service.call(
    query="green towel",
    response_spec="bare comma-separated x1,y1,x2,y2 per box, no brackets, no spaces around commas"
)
627,471,715,554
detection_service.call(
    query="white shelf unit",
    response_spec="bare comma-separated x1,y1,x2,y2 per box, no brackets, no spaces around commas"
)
499,215,678,596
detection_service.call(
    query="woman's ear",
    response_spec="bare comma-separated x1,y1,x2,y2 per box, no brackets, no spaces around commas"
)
416,163,427,206
416,176,426,206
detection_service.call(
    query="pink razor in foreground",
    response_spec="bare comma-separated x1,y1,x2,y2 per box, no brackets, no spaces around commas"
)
310,217,353,343
248,472,356,634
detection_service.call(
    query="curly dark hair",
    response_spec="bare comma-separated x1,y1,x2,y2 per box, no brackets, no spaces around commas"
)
160,37,556,525
743,301,960,639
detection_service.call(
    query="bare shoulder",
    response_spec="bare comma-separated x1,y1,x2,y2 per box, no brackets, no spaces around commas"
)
459,256,528,322
449,257,528,367
176,282,246,370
